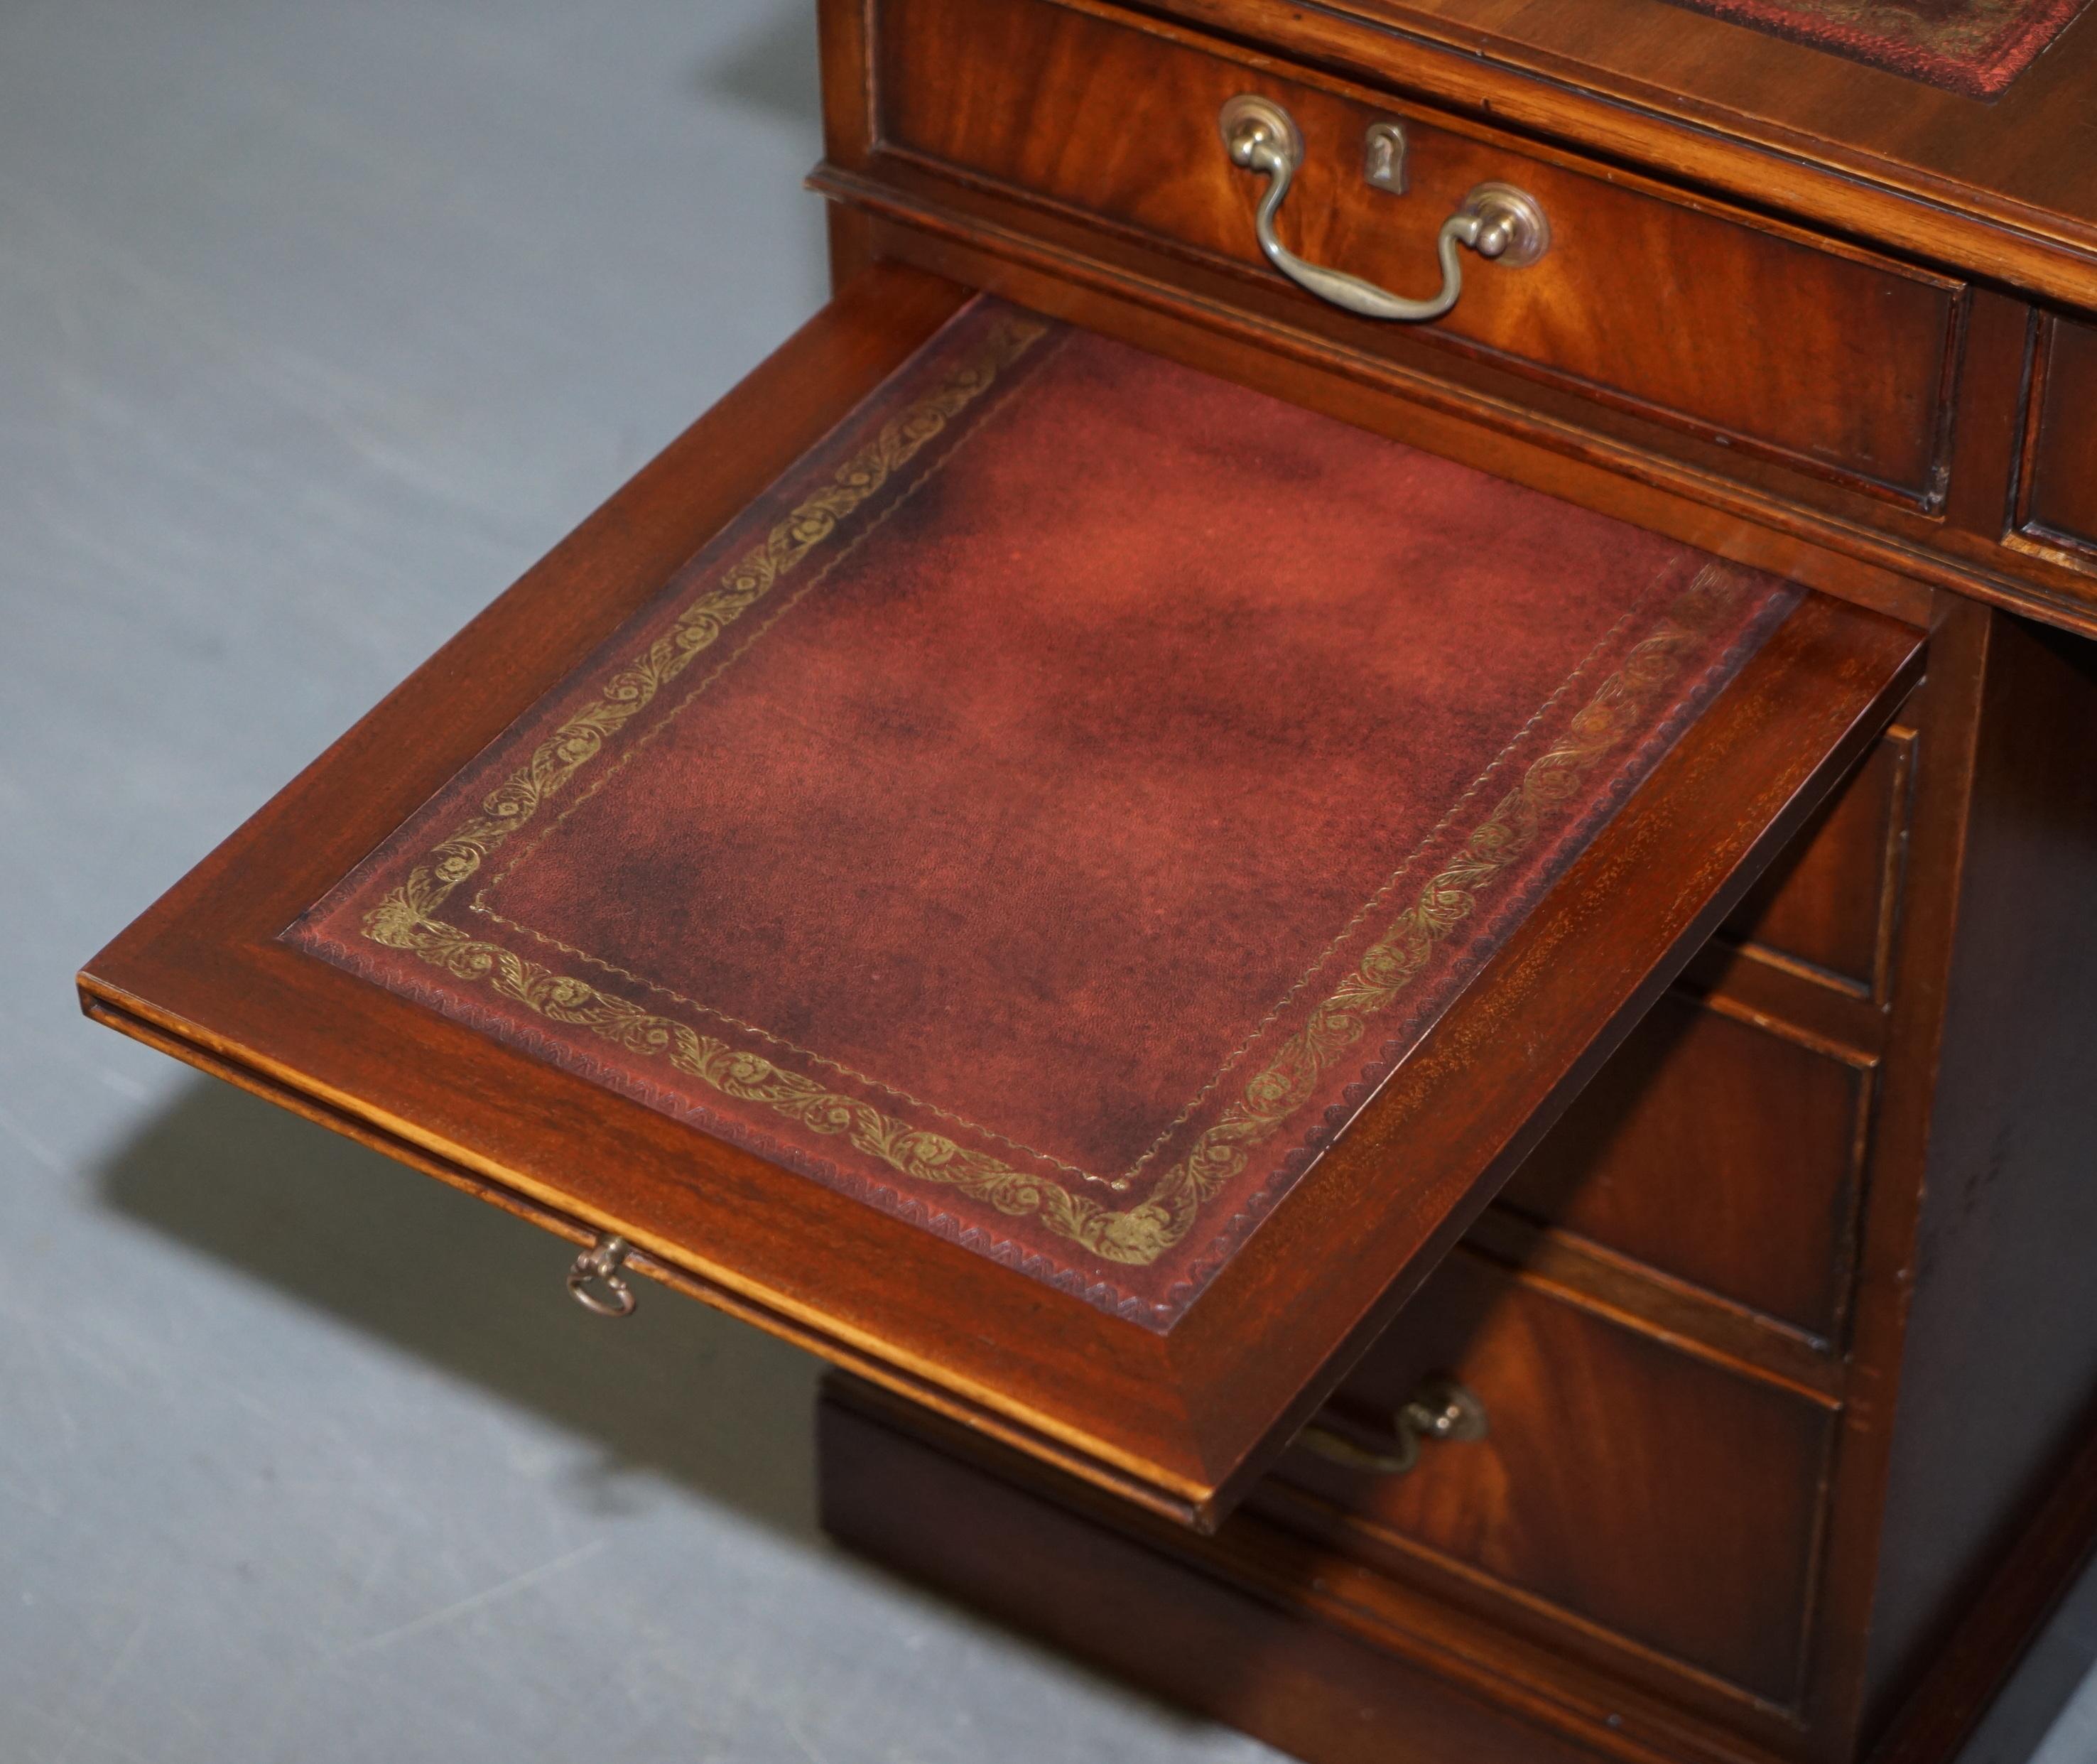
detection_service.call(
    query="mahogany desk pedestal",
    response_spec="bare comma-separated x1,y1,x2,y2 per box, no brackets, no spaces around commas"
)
77,2,2097,1762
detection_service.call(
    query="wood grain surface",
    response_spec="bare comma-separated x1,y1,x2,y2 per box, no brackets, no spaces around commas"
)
818,0,2097,637
76,260,1926,1530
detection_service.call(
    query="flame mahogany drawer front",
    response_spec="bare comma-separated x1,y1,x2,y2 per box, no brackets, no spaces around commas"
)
1265,1249,1832,1709
869,0,1968,511
1500,987,1873,1343
2015,315,2097,572
1493,731,1912,1341
1722,727,1914,1002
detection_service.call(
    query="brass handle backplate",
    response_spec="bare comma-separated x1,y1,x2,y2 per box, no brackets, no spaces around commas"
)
567,1233,637,1318
1219,94,1548,324
1298,1376,1488,1476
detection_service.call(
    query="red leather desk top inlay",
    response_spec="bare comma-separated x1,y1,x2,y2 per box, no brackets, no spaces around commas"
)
1657,0,2090,97
291,297,1799,1329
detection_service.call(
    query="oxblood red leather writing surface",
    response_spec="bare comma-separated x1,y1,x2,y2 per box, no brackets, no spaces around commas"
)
1657,0,2089,96
290,296,1799,1329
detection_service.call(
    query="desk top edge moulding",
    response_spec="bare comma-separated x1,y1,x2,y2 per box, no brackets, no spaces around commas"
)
285,296,1801,1331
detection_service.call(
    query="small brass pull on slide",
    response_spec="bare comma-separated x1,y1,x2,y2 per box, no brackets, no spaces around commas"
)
1219,94,1549,323
1298,1376,1488,1476
567,1233,638,1318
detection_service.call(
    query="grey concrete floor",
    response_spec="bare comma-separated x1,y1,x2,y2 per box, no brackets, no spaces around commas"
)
2,2,2095,1760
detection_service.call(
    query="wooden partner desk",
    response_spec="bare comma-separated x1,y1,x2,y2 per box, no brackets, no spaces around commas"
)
79,3,2097,1761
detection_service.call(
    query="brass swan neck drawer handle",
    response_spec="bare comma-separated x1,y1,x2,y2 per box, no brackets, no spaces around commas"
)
567,1233,638,1317
1298,1376,1488,1476
1220,95,1548,323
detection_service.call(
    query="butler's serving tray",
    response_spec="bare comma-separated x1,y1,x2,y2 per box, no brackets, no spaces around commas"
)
80,268,1924,1524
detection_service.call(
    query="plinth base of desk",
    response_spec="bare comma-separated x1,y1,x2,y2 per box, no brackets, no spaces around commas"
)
817,1376,2097,1764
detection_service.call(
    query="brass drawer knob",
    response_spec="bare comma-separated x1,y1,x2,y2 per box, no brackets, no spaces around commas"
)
1219,94,1548,323
567,1233,638,1317
1298,1376,1488,1476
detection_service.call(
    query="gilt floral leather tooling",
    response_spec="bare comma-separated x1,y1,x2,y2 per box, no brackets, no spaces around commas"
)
290,296,1801,1329
1657,0,2090,96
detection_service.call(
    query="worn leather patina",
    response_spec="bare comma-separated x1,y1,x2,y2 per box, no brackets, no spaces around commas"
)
290,297,1799,1328
1657,0,2090,96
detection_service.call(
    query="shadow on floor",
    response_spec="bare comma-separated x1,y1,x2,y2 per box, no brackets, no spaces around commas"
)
96,1073,826,1544
694,2,821,127
102,1073,2096,1761
93,1068,1240,1748
1963,1554,2097,1764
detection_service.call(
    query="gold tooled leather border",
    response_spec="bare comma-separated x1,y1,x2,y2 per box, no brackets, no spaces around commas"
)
393,309,1053,928
359,477,1752,1269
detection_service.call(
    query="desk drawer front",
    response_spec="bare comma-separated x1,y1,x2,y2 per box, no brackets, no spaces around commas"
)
2015,315,2097,568
1723,727,1914,1001
1496,732,1905,1345
876,0,1965,508
1273,1251,1831,1706
1500,991,1872,1342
